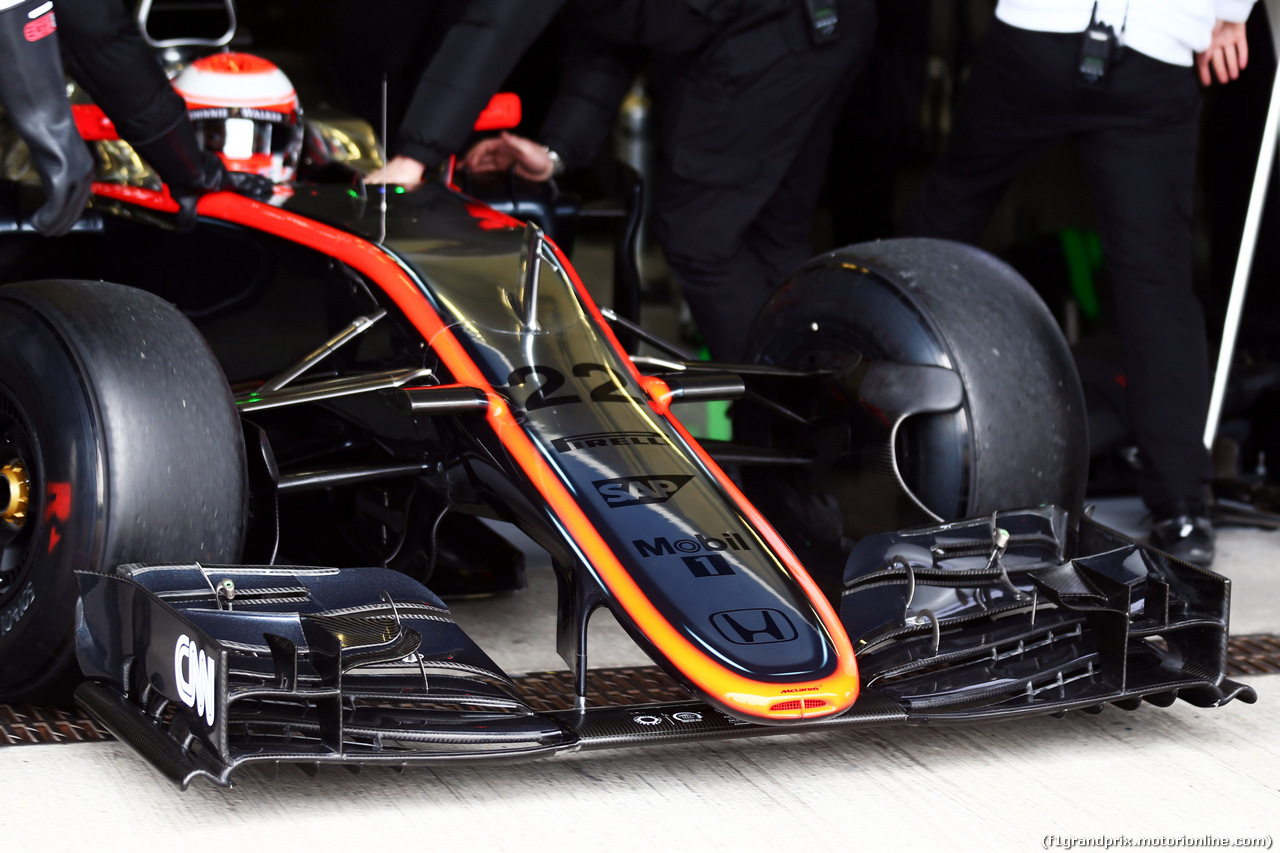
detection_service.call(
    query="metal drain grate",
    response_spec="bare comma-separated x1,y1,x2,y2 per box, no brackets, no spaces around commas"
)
5,634,1278,748
515,666,688,712
1226,633,1280,676
1,702,113,746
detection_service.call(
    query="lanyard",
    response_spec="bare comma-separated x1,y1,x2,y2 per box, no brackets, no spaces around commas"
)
1090,0,1130,45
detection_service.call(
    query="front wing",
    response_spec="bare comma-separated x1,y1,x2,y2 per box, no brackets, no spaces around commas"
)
73,507,1256,788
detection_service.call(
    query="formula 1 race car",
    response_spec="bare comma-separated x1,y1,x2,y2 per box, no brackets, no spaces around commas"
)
0,64,1256,788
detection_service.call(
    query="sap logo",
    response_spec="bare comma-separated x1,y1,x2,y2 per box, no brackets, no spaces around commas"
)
553,431,670,453
633,531,751,558
594,475,693,508
174,634,217,727
711,609,798,645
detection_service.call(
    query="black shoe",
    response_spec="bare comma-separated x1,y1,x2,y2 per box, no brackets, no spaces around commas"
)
1149,504,1216,568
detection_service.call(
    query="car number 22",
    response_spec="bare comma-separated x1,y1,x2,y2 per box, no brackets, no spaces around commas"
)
503,363,639,410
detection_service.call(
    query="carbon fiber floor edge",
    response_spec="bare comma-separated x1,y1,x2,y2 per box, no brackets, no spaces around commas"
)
3,633,1278,747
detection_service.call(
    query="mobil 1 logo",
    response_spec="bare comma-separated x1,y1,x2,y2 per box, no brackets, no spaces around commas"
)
594,474,693,508
632,530,752,577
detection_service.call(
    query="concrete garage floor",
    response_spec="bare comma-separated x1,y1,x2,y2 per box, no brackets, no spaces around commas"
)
1,498,1277,852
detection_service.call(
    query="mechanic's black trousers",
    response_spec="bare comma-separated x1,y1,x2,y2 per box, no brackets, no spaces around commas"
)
649,0,876,362
903,19,1210,513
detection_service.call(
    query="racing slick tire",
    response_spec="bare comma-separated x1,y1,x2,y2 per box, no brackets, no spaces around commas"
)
739,238,1087,581
0,280,245,702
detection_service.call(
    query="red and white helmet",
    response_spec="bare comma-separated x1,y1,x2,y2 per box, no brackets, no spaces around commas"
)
173,52,302,183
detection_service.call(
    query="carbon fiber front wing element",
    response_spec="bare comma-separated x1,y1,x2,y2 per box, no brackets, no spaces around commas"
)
840,507,1255,720
73,507,1255,788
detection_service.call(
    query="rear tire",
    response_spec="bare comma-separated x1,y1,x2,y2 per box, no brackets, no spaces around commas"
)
0,280,245,702
739,239,1087,580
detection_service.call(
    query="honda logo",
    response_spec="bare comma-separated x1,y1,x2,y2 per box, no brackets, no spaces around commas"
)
710,609,798,645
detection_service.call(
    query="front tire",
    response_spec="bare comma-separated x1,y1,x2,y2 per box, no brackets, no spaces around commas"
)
739,239,1087,580
0,280,245,701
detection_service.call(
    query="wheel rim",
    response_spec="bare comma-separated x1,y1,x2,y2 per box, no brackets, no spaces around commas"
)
0,389,37,608
1,462,29,525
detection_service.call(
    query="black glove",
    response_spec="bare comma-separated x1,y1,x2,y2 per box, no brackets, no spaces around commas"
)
170,152,274,230
219,166,275,201
133,119,275,230
0,0,96,236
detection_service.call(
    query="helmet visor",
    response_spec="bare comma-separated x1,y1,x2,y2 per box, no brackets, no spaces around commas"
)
190,107,299,159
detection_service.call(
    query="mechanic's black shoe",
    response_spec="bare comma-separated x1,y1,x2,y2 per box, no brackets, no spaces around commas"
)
1150,502,1216,568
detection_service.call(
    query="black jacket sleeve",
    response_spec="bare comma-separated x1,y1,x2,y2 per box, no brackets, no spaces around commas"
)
537,25,642,173
55,0,189,146
396,0,565,168
534,0,794,173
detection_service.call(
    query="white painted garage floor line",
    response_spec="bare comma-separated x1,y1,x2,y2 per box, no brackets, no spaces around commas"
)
2,500,1277,852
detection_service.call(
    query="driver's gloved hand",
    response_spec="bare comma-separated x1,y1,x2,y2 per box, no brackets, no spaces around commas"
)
168,154,274,230
132,119,275,230
219,166,274,201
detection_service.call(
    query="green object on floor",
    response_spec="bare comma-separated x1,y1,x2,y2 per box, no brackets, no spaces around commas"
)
683,344,733,441
1059,228,1103,321
704,399,732,441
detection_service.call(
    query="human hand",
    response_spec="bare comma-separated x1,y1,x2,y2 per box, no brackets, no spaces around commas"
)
1197,20,1249,86
463,131,555,182
173,153,274,231
366,155,427,186
220,168,275,201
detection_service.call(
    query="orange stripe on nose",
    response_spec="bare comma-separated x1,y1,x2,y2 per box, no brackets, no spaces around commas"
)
95,186,860,721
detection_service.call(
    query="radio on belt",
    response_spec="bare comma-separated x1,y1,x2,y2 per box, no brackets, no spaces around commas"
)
802,0,839,44
1078,1,1127,89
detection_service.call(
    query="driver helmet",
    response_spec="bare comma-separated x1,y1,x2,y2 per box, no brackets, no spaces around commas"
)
173,52,302,183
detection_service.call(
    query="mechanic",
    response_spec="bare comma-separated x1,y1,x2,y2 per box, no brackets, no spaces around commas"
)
899,0,1257,568
51,0,271,221
0,0,94,236
370,0,877,363
317,0,476,153
364,0,562,184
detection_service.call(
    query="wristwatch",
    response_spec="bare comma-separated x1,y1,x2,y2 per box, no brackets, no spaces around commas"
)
544,146,565,177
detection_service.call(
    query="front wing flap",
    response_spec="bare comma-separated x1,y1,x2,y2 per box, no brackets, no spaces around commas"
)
72,507,1255,788
73,564,575,788
841,507,1257,719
